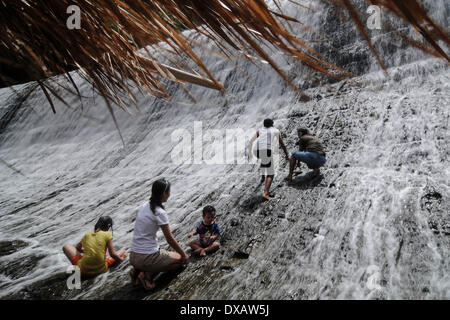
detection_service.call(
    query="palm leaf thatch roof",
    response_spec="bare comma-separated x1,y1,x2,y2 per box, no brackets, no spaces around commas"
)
1,0,449,116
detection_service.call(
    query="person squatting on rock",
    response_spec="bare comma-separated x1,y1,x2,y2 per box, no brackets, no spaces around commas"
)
129,178,189,290
248,118,289,200
187,205,221,257
62,216,128,277
285,127,326,181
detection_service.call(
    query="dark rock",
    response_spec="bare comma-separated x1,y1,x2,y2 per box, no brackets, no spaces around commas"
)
3,271,80,300
230,218,239,226
240,195,265,211
0,253,45,280
0,240,29,257
423,191,442,201
220,265,234,272
232,250,250,259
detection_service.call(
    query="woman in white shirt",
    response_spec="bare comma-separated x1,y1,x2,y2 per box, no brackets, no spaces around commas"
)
129,178,188,290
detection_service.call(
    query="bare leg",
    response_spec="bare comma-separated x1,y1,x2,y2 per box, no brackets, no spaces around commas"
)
143,271,159,287
131,267,155,289
138,271,155,290
164,251,184,270
191,239,213,257
189,240,201,250
190,240,205,256
138,251,183,290
259,167,265,183
144,271,159,280
313,168,321,177
62,244,82,262
262,176,273,200
204,242,220,255
130,267,141,286
285,156,297,181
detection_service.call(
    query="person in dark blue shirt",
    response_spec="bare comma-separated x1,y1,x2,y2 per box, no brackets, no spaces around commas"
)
188,205,221,257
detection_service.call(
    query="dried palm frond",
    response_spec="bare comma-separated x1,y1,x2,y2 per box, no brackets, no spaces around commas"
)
0,0,448,116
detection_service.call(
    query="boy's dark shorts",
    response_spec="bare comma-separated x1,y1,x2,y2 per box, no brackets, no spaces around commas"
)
256,149,272,168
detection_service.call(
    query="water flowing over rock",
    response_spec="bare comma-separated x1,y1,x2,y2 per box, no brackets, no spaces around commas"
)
0,0,448,299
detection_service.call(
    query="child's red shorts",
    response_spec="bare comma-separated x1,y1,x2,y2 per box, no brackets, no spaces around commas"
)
70,255,115,268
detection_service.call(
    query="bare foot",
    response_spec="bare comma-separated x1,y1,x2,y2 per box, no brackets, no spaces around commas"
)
144,272,154,282
129,268,140,286
193,248,203,256
200,249,207,257
284,175,293,182
138,272,155,290
262,193,273,201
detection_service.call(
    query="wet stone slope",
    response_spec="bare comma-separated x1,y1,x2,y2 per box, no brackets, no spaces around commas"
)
1,59,447,299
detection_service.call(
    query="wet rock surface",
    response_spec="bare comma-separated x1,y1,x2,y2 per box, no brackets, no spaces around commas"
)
1,59,449,299
0,240,28,257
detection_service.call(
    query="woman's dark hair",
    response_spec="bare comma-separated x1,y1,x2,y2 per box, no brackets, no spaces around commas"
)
202,205,216,217
263,118,273,128
94,216,113,233
298,127,310,135
150,178,171,213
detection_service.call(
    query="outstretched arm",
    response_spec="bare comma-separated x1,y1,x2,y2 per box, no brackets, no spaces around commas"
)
188,230,198,238
161,224,189,263
210,225,221,242
106,240,125,263
209,233,219,242
248,131,259,160
279,134,289,159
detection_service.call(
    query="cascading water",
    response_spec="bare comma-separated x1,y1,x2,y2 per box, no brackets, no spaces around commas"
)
0,0,448,299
